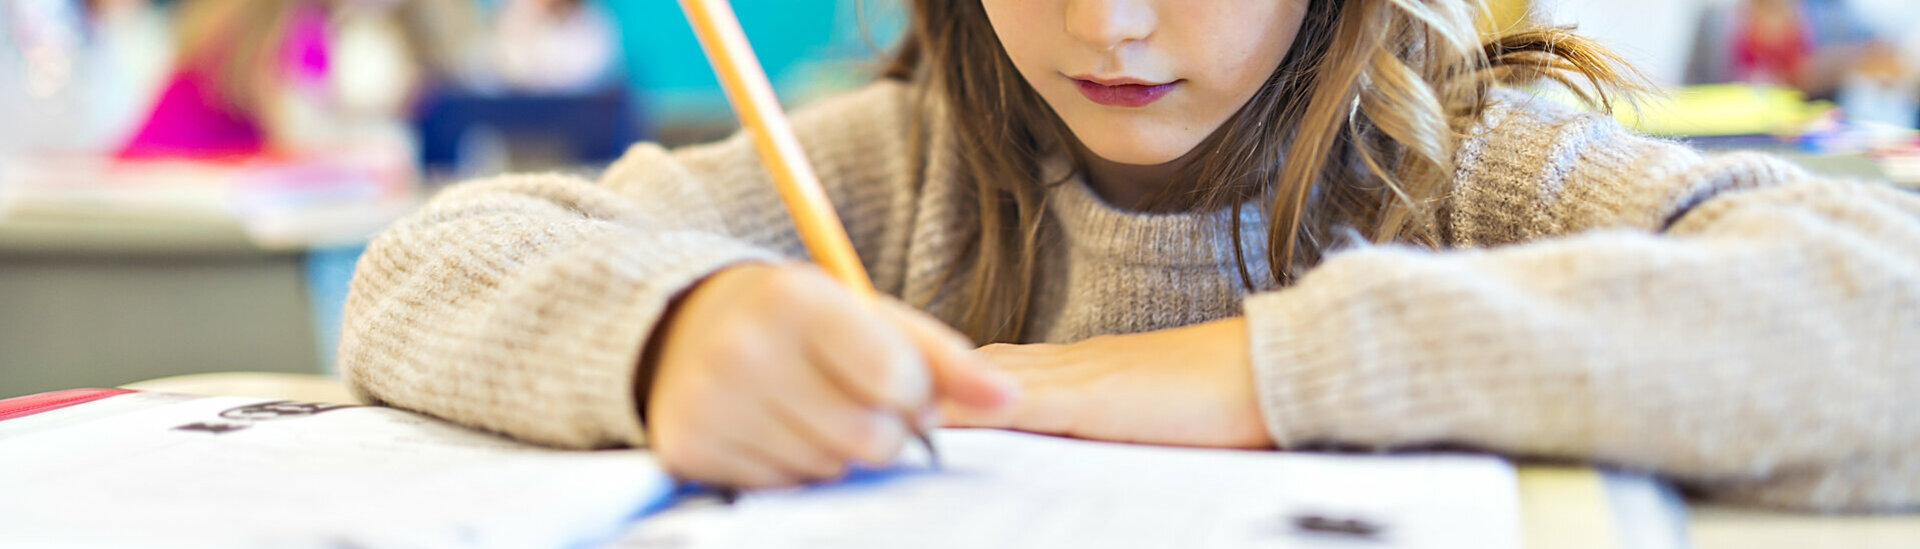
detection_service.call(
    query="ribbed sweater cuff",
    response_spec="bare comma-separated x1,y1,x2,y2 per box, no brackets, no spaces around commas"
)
1243,249,1481,451
1245,287,1331,450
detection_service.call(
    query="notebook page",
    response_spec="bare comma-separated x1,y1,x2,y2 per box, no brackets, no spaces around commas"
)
0,394,672,549
616,428,1521,549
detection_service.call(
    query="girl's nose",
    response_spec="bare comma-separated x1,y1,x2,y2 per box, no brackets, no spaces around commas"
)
1064,0,1157,51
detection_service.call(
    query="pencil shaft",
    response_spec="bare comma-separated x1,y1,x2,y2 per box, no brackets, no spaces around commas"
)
680,0,939,471
678,0,876,296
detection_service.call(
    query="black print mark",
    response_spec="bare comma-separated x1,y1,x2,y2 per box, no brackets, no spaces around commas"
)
172,400,358,434
218,401,355,421
173,422,251,434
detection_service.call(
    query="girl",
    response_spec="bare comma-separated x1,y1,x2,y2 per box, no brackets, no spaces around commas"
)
340,0,1920,511
119,0,336,158
119,0,468,159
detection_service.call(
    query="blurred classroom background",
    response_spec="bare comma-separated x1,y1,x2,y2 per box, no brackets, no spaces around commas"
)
1,0,1917,398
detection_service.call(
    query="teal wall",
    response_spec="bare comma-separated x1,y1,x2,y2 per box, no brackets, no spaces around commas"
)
605,0,904,121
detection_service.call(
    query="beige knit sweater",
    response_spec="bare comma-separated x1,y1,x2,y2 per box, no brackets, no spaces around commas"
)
340,81,1920,511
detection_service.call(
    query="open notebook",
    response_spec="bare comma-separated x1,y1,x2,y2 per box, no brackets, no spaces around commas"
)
620,430,1523,549
0,390,673,548
1,391,1526,548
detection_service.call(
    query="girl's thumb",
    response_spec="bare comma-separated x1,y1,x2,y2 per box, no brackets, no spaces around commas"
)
877,300,1020,410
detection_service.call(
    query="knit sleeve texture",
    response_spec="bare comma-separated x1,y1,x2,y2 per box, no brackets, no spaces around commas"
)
1244,92,1920,511
336,82,924,449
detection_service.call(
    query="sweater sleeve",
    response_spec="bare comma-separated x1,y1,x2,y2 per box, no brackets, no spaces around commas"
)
337,81,924,449
1244,99,1920,511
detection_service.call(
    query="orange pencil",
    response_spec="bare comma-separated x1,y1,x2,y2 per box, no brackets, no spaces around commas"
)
677,0,939,467
677,0,875,296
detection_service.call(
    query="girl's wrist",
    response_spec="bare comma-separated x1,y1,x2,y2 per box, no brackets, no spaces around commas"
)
634,261,774,426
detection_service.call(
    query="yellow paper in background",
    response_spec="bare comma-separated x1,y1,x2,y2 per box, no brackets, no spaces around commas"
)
1518,466,1621,549
1614,84,1832,138
1479,0,1532,36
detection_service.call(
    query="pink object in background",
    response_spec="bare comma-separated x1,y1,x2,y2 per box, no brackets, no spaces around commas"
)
117,3,331,160
115,72,268,159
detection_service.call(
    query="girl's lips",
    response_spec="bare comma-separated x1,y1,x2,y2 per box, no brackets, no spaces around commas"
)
1074,79,1178,108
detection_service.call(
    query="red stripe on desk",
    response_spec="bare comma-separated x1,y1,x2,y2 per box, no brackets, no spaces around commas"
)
0,388,137,421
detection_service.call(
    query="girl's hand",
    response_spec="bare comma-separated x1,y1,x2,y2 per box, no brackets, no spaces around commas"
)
644,263,1017,489
946,318,1273,449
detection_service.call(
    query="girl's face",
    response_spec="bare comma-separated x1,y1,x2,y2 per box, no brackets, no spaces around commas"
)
982,0,1309,168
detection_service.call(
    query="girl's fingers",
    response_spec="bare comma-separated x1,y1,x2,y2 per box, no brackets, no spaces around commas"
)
939,399,1011,429
704,440,803,489
943,343,1083,435
736,399,854,482
877,300,1020,411
762,349,910,467
835,408,906,467
656,425,793,489
794,279,932,413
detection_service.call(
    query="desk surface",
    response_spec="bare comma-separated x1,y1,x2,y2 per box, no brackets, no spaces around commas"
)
122,372,359,404
122,373,1920,549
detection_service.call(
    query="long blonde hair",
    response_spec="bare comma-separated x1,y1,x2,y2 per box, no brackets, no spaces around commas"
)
885,0,1641,343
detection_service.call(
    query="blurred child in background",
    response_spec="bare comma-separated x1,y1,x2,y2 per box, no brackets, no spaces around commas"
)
118,0,338,158
117,0,471,160
1691,0,1909,98
1689,0,1918,127
1730,0,1815,89
489,0,619,94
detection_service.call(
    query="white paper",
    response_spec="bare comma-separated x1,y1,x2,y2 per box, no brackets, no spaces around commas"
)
614,429,1522,549
1604,471,1690,549
0,393,672,549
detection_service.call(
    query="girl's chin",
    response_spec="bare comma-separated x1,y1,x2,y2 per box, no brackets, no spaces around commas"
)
1076,142,1199,167
1065,122,1208,167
